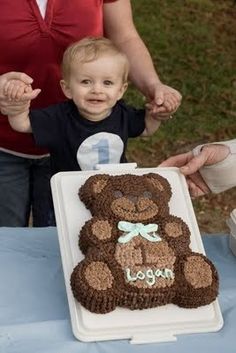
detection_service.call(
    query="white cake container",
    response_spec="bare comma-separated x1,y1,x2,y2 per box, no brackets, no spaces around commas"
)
51,164,223,344
227,209,236,257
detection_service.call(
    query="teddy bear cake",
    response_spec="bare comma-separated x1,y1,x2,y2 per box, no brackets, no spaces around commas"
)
70,173,219,314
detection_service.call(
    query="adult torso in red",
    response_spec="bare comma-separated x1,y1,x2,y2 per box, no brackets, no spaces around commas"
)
0,0,116,155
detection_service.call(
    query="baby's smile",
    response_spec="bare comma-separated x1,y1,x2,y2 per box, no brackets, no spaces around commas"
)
87,99,105,103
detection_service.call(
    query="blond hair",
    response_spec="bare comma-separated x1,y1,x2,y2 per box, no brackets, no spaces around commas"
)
61,37,129,83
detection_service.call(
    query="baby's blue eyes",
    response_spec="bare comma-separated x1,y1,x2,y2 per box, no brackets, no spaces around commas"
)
80,80,114,86
103,80,113,86
81,79,91,84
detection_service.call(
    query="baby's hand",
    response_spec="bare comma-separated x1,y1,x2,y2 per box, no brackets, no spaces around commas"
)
146,82,181,116
4,79,32,101
145,100,174,121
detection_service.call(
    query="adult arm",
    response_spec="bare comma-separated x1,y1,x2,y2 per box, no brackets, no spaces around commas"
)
103,0,181,116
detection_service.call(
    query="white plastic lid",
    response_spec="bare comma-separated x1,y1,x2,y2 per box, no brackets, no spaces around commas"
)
227,209,236,235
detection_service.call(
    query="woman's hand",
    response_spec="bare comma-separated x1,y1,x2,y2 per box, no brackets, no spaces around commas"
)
159,144,230,197
0,72,40,116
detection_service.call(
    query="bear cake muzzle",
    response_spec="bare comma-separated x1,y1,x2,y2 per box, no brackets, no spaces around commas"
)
70,173,219,314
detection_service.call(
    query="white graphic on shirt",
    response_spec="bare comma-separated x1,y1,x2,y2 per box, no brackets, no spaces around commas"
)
76,132,124,170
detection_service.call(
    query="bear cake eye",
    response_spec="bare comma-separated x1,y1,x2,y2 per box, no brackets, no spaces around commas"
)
113,190,123,198
143,191,152,199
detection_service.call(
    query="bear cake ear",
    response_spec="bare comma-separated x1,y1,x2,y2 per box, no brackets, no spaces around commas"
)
144,173,172,202
79,174,110,209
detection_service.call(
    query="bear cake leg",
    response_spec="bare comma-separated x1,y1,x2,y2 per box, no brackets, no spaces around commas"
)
173,253,219,308
71,255,120,314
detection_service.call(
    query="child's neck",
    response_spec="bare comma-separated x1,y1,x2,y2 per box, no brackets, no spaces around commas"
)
78,108,112,122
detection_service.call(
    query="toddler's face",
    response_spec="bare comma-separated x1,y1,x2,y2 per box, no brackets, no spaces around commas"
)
64,54,128,121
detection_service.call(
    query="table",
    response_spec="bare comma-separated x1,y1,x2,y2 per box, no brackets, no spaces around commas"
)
0,227,235,353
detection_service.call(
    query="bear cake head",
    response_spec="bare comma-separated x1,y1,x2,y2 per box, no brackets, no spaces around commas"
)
71,173,219,314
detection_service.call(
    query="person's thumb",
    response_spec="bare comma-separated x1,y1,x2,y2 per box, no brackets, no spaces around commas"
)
30,88,41,100
19,88,41,101
180,152,208,175
154,91,164,106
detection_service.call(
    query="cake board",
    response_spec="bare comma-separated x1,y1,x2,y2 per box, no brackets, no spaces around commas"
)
50,164,223,344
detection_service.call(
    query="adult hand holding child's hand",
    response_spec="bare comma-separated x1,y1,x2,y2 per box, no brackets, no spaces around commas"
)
0,72,41,116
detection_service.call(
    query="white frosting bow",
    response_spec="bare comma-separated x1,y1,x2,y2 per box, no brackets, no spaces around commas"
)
117,221,162,243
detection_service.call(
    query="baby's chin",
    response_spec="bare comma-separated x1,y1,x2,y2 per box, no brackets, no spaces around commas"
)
79,106,112,122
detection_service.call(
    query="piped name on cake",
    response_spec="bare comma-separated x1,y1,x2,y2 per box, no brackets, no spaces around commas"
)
125,267,174,286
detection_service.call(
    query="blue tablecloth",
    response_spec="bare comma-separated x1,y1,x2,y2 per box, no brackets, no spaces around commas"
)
0,227,235,353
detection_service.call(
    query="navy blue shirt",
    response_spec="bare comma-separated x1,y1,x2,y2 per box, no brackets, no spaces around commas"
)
30,100,145,173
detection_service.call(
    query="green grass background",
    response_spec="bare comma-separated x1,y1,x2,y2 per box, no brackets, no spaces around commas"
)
126,0,236,164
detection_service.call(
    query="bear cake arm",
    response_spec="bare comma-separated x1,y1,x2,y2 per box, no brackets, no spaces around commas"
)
79,217,118,255
158,215,191,254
